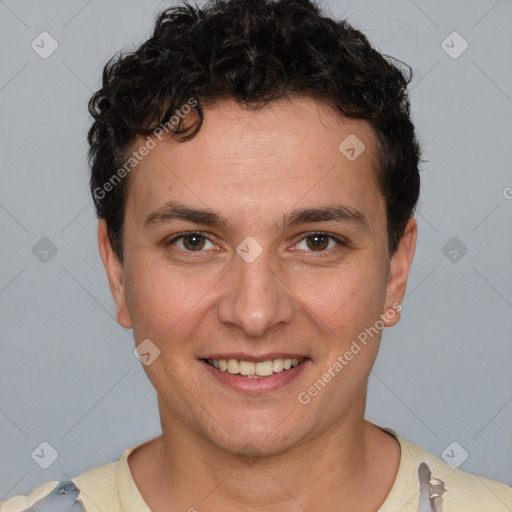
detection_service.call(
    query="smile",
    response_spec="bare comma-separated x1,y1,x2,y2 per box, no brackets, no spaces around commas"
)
204,357,305,378
201,355,311,394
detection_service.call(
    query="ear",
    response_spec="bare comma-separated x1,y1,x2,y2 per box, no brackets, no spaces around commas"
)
382,217,417,327
97,219,132,329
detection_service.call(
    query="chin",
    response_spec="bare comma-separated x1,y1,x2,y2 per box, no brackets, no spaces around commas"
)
204,413,309,458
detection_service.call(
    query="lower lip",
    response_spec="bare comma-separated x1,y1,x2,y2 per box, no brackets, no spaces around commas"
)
201,359,311,394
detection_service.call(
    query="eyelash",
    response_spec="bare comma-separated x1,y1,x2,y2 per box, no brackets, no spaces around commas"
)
165,231,348,255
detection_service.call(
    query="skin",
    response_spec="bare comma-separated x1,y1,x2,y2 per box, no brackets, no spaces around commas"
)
98,96,417,512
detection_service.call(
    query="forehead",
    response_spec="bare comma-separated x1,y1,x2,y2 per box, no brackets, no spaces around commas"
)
125,96,384,230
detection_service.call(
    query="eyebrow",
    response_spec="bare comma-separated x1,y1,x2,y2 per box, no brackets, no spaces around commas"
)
144,200,368,231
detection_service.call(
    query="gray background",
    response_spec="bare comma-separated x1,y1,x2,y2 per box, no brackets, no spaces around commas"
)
0,0,511,500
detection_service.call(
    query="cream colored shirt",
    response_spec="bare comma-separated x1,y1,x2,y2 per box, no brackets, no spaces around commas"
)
2,428,511,512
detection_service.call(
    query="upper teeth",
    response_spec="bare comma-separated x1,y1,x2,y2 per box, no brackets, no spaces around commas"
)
207,358,303,376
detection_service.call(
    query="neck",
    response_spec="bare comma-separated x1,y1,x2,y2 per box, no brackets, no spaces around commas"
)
129,394,400,512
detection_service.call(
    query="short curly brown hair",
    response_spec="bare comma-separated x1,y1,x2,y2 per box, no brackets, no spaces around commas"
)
88,0,421,263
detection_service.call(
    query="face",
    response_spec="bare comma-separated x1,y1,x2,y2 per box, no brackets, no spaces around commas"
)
99,96,416,456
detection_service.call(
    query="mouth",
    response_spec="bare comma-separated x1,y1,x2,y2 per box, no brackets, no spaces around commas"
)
203,357,306,378
200,354,311,394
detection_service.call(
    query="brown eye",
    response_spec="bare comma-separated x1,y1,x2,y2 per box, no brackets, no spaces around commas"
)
306,234,329,251
167,232,215,252
181,234,206,251
295,232,346,253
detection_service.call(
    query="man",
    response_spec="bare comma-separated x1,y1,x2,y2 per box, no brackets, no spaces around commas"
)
2,0,511,511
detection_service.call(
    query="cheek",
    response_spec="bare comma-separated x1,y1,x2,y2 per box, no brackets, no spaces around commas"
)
293,262,386,333
123,255,218,338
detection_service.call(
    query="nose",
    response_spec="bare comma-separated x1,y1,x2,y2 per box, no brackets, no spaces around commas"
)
215,246,295,337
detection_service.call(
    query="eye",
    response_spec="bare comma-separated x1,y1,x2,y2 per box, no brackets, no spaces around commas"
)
166,232,217,252
295,232,346,252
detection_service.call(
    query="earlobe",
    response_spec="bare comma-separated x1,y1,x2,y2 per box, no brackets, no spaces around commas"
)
97,220,132,329
382,217,418,327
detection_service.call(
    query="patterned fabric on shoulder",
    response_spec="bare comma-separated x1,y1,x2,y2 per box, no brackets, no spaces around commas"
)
1,481,85,512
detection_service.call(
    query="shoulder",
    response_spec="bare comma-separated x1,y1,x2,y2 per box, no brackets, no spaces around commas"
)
0,460,118,512
383,427,512,512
